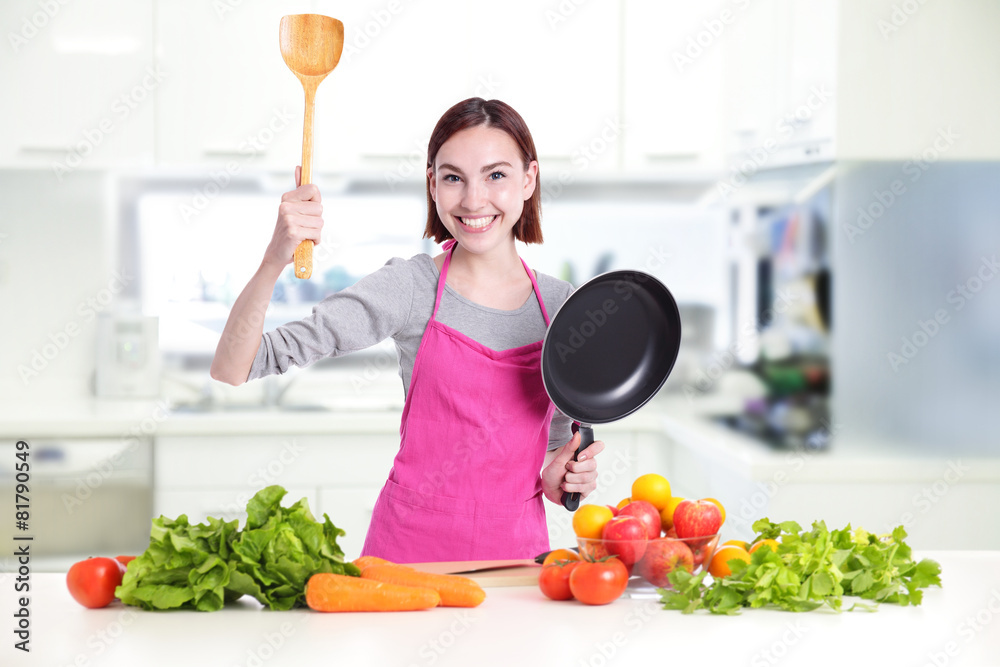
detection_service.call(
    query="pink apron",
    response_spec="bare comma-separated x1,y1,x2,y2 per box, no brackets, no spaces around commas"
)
361,242,555,563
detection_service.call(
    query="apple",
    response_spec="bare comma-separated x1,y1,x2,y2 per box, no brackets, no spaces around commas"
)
601,515,647,565
580,539,610,562
618,500,661,540
689,536,719,568
606,504,620,517
664,526,678,538
673,499,722,539
636,538,694,587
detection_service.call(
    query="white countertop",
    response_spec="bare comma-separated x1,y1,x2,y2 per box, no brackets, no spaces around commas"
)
3,551,998,667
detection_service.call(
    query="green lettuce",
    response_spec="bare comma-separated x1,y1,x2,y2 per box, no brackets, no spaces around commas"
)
115,514,241,612
116,486,359,611
228,485,360,610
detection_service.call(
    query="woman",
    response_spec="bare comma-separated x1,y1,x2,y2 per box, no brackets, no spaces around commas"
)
211,98,605,562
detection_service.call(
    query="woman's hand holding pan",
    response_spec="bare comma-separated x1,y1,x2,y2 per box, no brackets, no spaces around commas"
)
541,432,605,504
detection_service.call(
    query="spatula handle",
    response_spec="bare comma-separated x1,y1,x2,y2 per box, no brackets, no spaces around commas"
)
294,81,318,279
561,424,594,511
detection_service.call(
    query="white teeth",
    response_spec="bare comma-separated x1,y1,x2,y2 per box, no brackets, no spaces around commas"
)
459,215,496,229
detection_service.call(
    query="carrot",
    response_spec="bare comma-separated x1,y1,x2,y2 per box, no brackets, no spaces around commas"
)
305,573,440,612
360,565,486,608
351,555,409,573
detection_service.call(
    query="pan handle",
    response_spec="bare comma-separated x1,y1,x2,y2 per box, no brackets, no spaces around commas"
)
561,424,594,511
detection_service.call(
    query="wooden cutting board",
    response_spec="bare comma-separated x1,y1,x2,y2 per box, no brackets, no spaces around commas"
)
407,559,540,587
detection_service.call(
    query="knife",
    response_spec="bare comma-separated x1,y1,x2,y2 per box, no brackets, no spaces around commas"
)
447,560,541,575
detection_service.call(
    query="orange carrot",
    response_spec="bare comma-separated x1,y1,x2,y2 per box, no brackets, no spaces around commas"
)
360,565,486,608
305,573,440,612
351,555,409,573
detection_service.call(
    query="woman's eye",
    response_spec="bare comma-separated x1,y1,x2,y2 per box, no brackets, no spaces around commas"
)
488,171,506,181
443,174,460,183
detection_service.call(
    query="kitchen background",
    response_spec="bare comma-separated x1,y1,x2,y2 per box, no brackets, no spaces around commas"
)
0,0,998,568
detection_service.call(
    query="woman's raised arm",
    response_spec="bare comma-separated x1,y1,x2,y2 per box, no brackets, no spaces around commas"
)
210,168,323,385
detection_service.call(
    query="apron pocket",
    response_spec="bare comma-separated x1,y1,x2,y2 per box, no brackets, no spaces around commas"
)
362,479,476,563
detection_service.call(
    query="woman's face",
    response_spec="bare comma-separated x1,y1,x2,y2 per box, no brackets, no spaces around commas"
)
428,125,537,257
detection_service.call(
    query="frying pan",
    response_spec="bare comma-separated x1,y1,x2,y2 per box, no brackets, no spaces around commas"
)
541,270,682,511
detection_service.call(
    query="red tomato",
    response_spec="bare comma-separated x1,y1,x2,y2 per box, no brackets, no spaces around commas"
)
539,560,580,601
114,555,136,569
66,557,124,609
569,558,629,605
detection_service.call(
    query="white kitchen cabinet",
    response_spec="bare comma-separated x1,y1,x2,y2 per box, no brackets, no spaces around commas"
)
155,487,319,525
154,433,398,552
722,0,837,170
835,0,1000,160
0,0,155,170
622,0,726,175
154,1,302,170
154,0,621,177
316,0,623,177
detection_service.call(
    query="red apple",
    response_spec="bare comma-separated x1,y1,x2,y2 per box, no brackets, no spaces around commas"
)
618,500,661,540
606,504,620,517
664,526,678,538
636,538,694,587
673,499,722,539
601,515,647,565
579,539,610,561
688,536,719,568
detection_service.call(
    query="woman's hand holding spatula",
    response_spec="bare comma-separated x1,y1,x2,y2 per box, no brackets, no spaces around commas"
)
263,166,324,273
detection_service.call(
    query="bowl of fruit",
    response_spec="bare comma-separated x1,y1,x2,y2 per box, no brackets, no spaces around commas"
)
577,533,720,588
571,475,726,593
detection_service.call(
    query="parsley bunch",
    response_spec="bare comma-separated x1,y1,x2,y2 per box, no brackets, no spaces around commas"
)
661,519,942,614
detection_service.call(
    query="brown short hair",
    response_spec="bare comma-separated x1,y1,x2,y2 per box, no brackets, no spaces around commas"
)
424,98,543,245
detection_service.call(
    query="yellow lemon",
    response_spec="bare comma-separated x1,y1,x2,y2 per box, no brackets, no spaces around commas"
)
631,474,672,511
659,496,685,530
703,497,726,525
572,504,615,540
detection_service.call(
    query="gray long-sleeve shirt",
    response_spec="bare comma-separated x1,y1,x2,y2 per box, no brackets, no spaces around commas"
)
248,253,575,450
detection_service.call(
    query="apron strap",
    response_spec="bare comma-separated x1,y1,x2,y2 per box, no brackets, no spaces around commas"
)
520,256,550,327
431,240,457,321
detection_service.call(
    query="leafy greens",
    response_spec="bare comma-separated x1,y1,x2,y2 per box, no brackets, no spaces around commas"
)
116,485,359,611
660,519,942,615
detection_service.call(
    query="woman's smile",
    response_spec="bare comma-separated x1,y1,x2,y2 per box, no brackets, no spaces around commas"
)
456,214,498,231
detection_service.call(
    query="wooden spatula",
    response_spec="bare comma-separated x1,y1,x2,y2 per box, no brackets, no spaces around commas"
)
278,14,344,279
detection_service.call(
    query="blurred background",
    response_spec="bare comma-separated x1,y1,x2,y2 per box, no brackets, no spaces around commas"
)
0,0,998,565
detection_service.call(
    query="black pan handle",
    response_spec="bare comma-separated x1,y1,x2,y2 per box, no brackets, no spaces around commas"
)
561,424,594,511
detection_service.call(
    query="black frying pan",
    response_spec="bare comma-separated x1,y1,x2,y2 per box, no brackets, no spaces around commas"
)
541,270,681,511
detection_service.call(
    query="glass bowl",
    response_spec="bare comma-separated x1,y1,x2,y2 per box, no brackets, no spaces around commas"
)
576,533,720,594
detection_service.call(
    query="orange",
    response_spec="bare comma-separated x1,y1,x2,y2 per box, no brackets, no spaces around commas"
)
659,496,685,530
572,504,615,540
703,497,726,525
749,538,780,554
542,548,581,567
631,474,671,511
616,497,632,510
708,545,751,578
722,539,748,550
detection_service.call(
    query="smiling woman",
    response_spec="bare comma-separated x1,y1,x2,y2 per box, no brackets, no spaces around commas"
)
210,97,608,563
423,97,543,247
